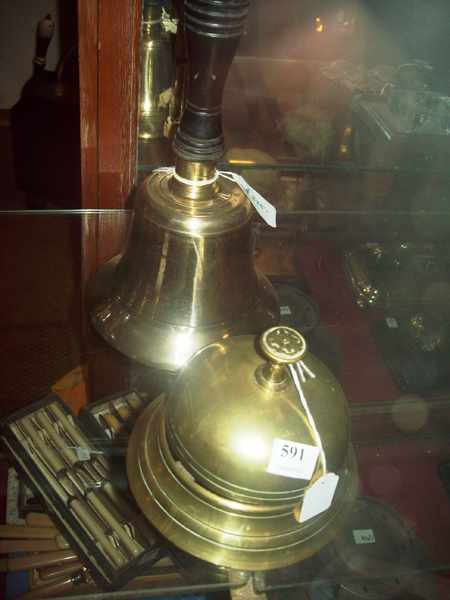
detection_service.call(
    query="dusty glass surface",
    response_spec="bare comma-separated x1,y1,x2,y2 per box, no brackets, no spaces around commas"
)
1,210,450,598
1,0,450,598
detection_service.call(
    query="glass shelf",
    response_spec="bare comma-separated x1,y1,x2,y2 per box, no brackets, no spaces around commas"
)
137,49,450,226
1,211,450,598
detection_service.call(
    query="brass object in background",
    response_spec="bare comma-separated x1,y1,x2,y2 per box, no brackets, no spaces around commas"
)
128,326,357,570
224,148,280,200
138,1,176,140
344,249,380,309
407,313,447,353
91,0,279,372
81,390,147,441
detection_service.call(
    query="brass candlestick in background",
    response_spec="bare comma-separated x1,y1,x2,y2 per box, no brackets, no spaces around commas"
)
91,0,279,372
138,0,177,140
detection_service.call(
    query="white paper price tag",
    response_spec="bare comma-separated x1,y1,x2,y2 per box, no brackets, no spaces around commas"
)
353,529,376,544
74,447,105,461
225,173,277,228
280,305,292,316
267,438,319,480
299,473,339,523
386,317,398,329
75,447,91,462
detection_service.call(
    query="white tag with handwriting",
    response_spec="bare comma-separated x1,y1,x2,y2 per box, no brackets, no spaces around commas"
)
299,473,339,523
223,172,277,228
280,305,292,316
267,438,319,480
353,529,376,544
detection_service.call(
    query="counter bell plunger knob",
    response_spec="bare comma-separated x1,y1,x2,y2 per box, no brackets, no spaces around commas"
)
127,325,358,570
256,325,307,389
261,325,307,363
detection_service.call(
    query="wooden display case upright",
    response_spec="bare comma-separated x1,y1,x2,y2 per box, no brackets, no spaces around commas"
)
78,0,142,399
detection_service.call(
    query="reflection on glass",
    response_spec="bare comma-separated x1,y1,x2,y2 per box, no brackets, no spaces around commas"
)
138,1,176,140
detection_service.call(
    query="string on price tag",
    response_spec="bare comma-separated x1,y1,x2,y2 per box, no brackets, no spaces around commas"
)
288,360,327,473
153,167,277,228
288,356,340,522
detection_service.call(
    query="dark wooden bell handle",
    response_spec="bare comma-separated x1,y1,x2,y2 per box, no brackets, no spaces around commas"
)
173,0,250,163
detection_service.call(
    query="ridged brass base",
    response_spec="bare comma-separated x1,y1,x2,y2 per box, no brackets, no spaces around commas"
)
127,396,358,571
92,262,277,371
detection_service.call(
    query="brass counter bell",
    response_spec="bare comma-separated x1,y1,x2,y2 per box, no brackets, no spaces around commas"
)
127,326,358,570
90,0,278,372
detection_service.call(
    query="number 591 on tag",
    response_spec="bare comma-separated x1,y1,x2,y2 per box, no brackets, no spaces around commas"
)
267,438,319,480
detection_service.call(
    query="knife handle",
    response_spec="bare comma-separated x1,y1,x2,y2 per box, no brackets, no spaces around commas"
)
0,538,68,554
0,549,78,572
0,525,59,540
25,512,56,529
39,560,84,581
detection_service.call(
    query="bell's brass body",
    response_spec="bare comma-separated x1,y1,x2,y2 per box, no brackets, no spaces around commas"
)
128,327,357,570
91,165,279,371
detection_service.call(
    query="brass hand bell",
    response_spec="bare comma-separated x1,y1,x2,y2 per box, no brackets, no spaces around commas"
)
90,0,278,371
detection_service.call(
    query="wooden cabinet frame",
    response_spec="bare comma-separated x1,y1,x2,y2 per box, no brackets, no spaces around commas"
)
78,0,142,398
78,0,141,273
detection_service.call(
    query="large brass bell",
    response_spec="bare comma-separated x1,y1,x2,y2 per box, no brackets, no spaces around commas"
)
127,326,358,570
90,0,278,371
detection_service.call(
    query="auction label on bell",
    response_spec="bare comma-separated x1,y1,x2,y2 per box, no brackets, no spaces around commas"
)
220,172,277,228
267,438,319,480
299,473,339,523
353,529,376,544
